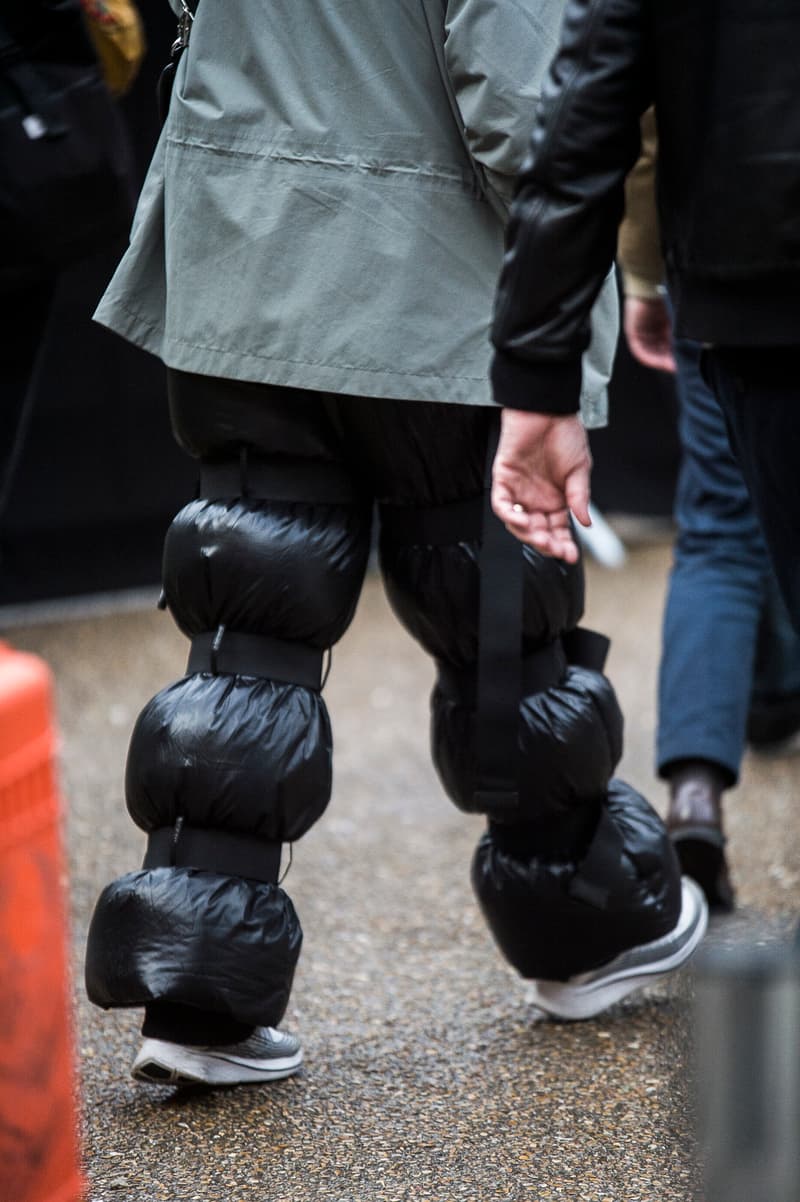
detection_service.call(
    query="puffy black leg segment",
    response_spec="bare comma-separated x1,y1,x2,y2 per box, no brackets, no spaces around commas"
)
432,662,624,818
85,868,303,1027
472,780,683,981
357,398,682,979
85,375,371,1027
373,405,618,820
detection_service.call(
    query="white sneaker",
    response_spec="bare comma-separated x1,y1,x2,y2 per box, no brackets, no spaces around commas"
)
131,1025,303,1085
528,876,709,1021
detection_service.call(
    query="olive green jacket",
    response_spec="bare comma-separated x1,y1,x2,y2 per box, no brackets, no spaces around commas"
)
95,0,616,421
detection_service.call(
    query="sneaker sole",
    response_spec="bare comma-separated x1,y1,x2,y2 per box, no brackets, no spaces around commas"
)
528,877,709,1021
131,1038,303,1086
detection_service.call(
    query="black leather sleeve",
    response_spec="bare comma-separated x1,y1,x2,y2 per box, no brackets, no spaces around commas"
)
490,0,651,413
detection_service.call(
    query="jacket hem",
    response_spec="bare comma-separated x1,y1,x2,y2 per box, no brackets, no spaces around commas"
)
670,273,800,347
94,301,495,406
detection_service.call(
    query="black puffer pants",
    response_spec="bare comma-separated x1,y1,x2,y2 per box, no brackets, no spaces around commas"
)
85,371,682,1037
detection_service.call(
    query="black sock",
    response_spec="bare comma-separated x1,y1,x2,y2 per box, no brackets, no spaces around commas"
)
142,1002,255,1047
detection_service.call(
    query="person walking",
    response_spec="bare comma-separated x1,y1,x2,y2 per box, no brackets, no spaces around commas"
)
489,0,800,635
616,111,800,910
84,0,706,1088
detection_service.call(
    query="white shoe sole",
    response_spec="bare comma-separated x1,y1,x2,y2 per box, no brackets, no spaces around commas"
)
131,1038,303,1085
528,877,709,1021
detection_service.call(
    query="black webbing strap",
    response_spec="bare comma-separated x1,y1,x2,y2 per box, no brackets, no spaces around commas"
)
436,629,610,706
473,415,525,813
562,627,610,673
144,823,281,884
377,421,612,818
187,628,325,691
199,450,358,505
437,639,567,707
379,495,483,545
378,420,524,814
567,806,625,910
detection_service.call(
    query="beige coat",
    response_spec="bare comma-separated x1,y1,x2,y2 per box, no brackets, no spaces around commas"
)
617,108,664,300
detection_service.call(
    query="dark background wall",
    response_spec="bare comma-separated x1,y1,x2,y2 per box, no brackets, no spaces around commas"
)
0,2,194,606
0,5,679,607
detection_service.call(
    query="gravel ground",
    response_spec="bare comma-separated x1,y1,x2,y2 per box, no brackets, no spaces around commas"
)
7,540,798,1202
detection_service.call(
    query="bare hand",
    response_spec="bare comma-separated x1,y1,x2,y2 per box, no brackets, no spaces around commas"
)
491,409,592,563
623,295,676,373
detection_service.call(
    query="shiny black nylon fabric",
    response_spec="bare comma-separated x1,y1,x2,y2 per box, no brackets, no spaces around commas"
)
163,498,371,646
380,538,583,668
84,868,302,1027
434,664,623,818
472,778,682,981
126,674,333,842
126,386,597,843
87,376,679,1022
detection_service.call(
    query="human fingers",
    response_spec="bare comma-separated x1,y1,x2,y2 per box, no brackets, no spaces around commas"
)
502,508,580,562
564,466,592,528
526,526,580,563
624,297,677,374
626,318,677,374
491,478,536,531
638,343,677,373
537,511,580,561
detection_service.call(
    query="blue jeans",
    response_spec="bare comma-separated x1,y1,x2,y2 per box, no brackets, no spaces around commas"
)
657,338,800,784
705,345,800,635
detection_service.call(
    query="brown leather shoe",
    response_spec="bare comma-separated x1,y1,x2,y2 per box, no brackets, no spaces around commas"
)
666,761,735,911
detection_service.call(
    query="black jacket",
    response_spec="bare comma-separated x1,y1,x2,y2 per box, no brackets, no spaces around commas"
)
491,0,800,414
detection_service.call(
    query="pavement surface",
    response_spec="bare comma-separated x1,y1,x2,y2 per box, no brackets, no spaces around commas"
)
7,537,799,1202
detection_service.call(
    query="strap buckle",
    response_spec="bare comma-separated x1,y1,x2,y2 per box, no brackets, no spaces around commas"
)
176,1,194,51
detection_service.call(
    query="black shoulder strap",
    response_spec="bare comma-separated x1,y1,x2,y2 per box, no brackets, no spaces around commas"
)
473,413,525,813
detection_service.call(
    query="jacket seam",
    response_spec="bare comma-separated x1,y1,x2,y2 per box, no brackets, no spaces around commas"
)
165,134,476,191
110,298,487,381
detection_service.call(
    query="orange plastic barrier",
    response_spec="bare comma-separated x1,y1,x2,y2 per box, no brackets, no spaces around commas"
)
0,643,84,1202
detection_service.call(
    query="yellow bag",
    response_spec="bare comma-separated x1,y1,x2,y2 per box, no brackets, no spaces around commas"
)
80,0,146,97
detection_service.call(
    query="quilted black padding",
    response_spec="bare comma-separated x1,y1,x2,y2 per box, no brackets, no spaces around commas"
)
471,779,683,981
85,868,302,1027
432,663,623,818
163,498,370,646
125,674,333,841
85,379,683,1022
381,540,583,667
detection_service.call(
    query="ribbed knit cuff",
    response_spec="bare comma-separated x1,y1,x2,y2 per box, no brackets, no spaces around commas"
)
490,352,582,414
